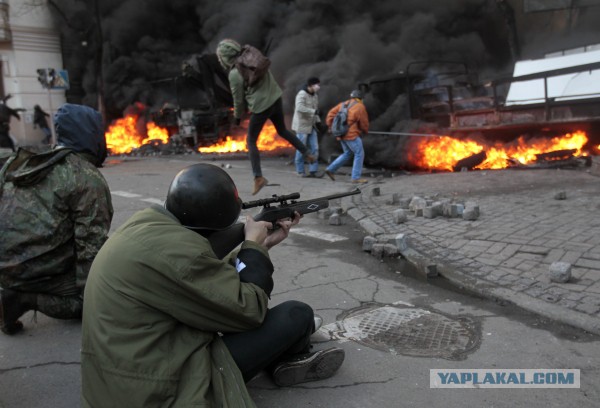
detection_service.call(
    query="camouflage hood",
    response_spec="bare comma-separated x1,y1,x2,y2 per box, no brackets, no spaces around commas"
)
1,146,72,189
55,104,106,167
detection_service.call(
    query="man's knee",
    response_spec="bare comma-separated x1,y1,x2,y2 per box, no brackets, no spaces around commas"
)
274,300,314,336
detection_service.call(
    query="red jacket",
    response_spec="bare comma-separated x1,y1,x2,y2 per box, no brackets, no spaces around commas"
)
326,98,369,141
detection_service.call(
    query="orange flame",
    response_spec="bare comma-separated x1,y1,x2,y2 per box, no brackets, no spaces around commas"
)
198,123,291,154
106,113,169,154
410,131,589,171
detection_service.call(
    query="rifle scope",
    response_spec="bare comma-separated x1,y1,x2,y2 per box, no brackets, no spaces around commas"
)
242,192,301,209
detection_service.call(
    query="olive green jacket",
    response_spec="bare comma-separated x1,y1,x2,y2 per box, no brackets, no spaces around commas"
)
229,69,282,119
82,206,273,407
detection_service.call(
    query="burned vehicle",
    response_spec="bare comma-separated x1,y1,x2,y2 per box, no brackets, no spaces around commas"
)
355,51,600,170
151,53,234,148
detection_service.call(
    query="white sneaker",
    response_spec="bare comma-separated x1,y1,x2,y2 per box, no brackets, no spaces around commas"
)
313,314,323,333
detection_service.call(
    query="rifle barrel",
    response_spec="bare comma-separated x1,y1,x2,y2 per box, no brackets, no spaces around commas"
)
314,188,361,201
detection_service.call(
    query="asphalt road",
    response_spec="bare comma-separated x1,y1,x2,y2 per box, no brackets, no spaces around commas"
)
1,155,598,408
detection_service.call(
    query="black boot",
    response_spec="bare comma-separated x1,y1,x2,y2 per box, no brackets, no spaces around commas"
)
272,347,345,387
0,289,36,335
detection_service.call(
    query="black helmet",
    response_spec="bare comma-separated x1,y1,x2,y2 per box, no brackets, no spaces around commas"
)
350,89,363,99
165,164,242,230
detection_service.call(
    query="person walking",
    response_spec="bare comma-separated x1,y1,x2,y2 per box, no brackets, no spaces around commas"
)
81,163,345,407
216,39,316,195
0,95,23,152
0,103,113,335
324,89,369,184
292,77,323,178
33,104,52,144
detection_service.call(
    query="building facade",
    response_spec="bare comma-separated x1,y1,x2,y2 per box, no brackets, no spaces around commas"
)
0,0,65,147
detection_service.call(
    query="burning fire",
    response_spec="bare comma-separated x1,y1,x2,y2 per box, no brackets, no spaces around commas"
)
197,123,291,153
106,114,169,154
105,110,294,156
410,131,589,171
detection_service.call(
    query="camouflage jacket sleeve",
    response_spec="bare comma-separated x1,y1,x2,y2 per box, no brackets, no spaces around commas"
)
68,154,113,288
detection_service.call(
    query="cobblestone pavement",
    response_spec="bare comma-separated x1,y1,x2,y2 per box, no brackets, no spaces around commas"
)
339,160,600,334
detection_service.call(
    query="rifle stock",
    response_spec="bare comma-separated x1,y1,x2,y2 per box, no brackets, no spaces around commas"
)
207,188,361,259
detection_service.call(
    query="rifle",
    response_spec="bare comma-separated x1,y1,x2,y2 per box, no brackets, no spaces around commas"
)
208,188,361,259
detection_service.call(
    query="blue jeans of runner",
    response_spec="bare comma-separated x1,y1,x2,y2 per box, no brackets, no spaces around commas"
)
294,129,319,175
326,137,364,180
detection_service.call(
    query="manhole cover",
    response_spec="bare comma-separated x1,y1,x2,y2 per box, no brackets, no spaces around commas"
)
324,303,480,360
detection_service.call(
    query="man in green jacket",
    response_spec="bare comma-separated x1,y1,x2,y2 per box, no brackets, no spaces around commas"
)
81,163,344,407
0,103,113,335
216,39,317,195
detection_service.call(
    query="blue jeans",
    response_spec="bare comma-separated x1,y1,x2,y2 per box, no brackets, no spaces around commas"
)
326,137,364,180
294,129,319,174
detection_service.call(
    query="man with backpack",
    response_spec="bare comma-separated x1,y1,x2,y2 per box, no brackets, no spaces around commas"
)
216,39,317,195
324,89,369,184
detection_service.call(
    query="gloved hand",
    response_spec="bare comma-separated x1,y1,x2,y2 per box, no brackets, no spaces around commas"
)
314,109,321,117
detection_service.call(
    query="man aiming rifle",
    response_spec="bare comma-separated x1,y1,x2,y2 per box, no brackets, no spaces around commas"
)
82,163,346,407
209,188,361,259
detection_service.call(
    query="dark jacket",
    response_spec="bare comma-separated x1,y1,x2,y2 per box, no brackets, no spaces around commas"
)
33,107,50,129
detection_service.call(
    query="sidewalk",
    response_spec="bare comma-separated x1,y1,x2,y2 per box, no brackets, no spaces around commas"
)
335,159,600,335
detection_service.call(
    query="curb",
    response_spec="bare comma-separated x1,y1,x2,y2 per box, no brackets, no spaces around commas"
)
341,195,600,336
409,244,600,336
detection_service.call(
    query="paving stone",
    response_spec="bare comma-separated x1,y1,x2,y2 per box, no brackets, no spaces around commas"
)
408,196,427,213
463,206,480,221
362,236,377,252
359,218,385,236
386,193,400,205
544,248,566,263
371,244,385,259
328,213,343,225
564,292,586,301
393,209,407,224
524,287,544,297
575,303,600,315
576,258,600,270
347,208,366,221
587,282,600,294
560,251,583,264
557,299,578,308
475,257,503,266
397,197,411,209
549,261,572,283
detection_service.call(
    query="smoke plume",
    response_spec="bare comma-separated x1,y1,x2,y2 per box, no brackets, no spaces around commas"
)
47,0,600,166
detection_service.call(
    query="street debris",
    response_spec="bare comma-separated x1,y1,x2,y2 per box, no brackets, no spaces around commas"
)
549,262,572,283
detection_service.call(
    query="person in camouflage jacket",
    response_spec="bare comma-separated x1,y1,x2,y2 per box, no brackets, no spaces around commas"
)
0,103,113,335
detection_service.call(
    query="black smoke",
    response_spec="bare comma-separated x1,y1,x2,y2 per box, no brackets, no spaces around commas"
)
49,1,509,113
47,0,600,166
